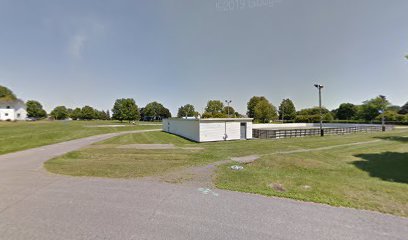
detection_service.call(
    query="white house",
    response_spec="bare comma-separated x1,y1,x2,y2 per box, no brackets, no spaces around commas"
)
0,99,27,121
162,118,253,142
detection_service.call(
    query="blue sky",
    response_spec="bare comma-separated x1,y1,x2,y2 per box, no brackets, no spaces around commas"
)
1,0,407,115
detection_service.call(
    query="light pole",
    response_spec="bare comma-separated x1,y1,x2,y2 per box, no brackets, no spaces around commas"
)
225,100,232,118
314,84,324,136
281,99,285,122
379,95,386,131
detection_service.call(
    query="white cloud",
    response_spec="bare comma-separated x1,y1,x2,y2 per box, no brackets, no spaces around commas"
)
66,19,106,59
68,34,87,59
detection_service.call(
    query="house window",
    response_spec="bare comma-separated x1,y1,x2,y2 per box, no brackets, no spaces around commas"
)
6,106,10,109
17,113,21,118
5,113,8,116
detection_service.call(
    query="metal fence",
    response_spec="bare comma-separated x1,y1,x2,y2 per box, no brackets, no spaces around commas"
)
253,125,394,139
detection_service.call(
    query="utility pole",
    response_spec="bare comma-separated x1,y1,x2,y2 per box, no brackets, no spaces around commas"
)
281,99,285,122
314,84,324,136
225,100,232,118
380,95,386,131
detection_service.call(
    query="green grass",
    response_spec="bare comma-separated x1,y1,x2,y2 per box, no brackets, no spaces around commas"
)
0,120,160,155
45,129,408,217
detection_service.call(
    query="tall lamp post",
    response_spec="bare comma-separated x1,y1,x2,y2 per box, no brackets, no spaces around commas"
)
314,84,324,136
379,95,386,132
281,99,285,122
225,100,232,118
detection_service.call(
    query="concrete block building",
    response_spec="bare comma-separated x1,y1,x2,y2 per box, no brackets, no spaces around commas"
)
162,118,253,142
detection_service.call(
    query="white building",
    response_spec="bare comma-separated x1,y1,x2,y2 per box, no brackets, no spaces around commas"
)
163,118,253,142
0,99,27,121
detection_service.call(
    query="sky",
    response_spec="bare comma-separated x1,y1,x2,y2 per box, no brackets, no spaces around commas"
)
0,0,407,115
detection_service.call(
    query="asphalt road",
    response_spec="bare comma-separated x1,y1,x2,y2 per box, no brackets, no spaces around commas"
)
0,130,407,240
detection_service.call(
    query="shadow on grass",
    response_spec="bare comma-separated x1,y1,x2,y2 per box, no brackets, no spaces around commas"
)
353,152,408,184
374,136,408,143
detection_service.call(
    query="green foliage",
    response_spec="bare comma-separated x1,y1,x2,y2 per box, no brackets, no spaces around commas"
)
177,104,196,118
247,96,267,118
201,112,227,118
222,106,236,117
112,98,140,122
399,102,408,115
387,105,401,113
204,100,224,114
26,100,47,119
254,99,277,123
295,107,333,123
359,96,390,121
70,108,82,120
142,101,171,120
336,103,357,120
81,106,96,120
375,111,406,122
50,106,69,120
0,85,17,101
278,98,296,120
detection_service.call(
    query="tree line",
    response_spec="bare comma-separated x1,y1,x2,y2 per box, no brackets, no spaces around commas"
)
2,85,407,123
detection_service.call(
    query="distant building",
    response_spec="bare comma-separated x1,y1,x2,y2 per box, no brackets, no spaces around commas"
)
163,118,253,142
0,99,27,121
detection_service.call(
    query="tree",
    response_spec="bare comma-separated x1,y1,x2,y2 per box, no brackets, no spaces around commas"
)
359,96,390,121
254,99,277,123
70,108,82,120
336,103,357,120
247,96,267,118
50,106,69,120
399,102,408,115
26,100,47,119
112,98,140,122
295,107,333,123
0,85,17,101
142,101,171,120
81,106,96,120
204,100,224,114
222,106,236,117
278,99,296,121
177,104,196,118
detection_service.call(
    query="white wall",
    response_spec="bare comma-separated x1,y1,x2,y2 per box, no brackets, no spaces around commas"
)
0,109,16,121
199,120,253,142
163,119,200,142
14,107,27,120
163,119,253,142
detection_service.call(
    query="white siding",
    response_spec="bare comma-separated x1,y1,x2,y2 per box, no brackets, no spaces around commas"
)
163,118,253,142
246,122,253,139
0,109,15,121
163,119,200,142
14,107,27,120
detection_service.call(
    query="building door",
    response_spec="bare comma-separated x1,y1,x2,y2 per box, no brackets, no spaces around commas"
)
240,122,247,139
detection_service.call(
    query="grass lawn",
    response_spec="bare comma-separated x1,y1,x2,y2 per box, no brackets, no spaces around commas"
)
0,120,160,155
45,129,408,217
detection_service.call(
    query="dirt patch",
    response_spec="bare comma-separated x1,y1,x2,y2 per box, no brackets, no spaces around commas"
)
152,159,231,188
268,183,286,192
117,144,176,150
231,155,259,164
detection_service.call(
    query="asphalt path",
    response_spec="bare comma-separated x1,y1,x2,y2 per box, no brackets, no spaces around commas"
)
0,130,407,240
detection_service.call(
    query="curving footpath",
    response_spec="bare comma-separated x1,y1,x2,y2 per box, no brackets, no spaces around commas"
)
0,130,407,240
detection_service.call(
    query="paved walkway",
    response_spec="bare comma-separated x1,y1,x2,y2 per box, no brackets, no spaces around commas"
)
0,131,407,240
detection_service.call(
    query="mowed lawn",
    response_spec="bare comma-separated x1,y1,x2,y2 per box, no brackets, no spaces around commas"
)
45,129,408,217
0,120,160,155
